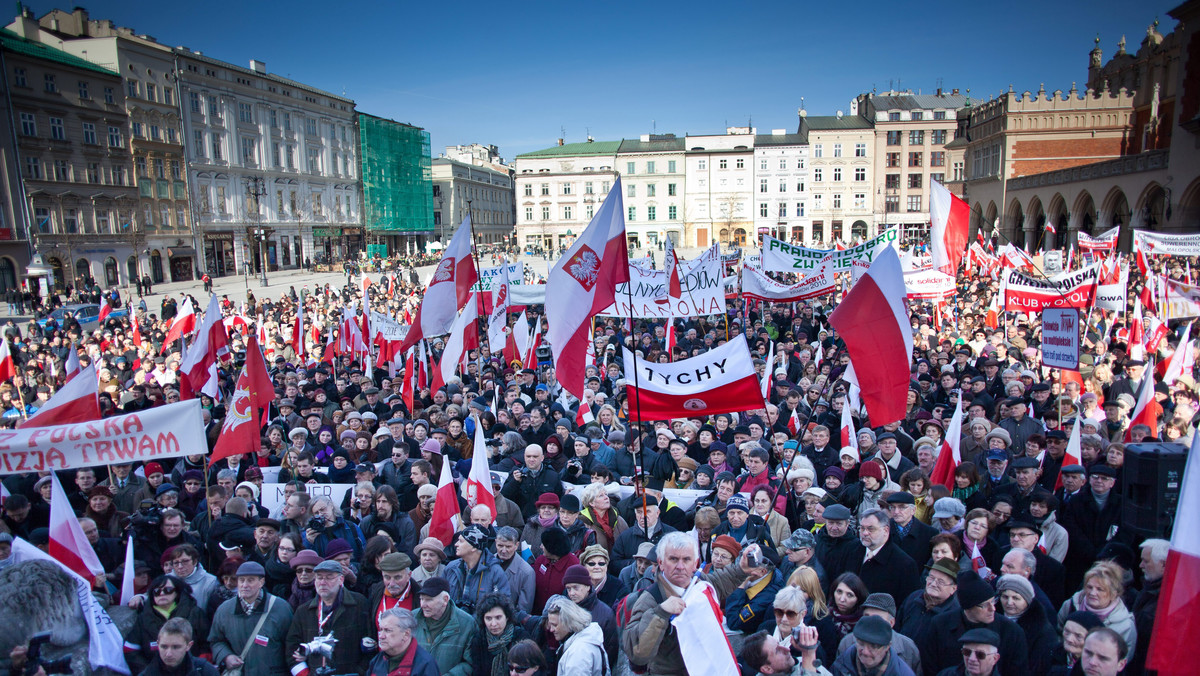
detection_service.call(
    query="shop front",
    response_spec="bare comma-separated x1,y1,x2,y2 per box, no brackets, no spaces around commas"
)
204,231,236,277
343,227,364,258
167,246,196,281
312,226,343,267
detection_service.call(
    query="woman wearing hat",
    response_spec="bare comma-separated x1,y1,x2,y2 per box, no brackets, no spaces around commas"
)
997,573,1057,675
520,493,561,560
136,462,168,506
85,486,128,538
1047,610,1104,675
411,537,447,584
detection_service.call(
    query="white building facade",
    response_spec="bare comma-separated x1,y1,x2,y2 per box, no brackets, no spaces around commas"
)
431,156,514,247
616,134,686,250
753,130,811,243
799,113,876,244
683,128,756,248
513,140,618,254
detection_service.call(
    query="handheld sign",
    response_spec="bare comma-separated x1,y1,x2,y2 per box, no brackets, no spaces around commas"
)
1041,308,1081,370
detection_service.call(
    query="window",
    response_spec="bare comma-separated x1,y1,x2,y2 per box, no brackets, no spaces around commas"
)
189,92,201,113
54,159,69,180
305,118,317,135
25,156,40,179
760,159,768,171
813,194,823,210
779,158,787,169
697,159,706,170
907,195,922,212
832,194,841,209
112,166,126,185
167,128,177,143
586,204,594,219
796,181,805,192
627,206,636,221
525,207,533,221
104,87,114,104
127,80,139,98
76,121,94,144
211,132,222,160
286,144,295,169
647,161,656,174
647,183,656,197
760,179,768,193
885,174,900,189
78,81,89,99
797,202,805,217
562,183,573,195
668,183,677,196
854,167,866,181
736,158,744,169
668,160,676,173
797,158,805,169
813,168,823,182
833,144,842,158
96,210,109,232
584,182,593,194
241,137,257,164
886,152,900,168
668,205,677,220
885,196,899,213
627,183,636,198
44,74,56,93
239,102,253,123
934,111,947,120
953,161,965,181
164,88,173,105
49,117,65,140
523,184,532,196
282,112,291,131
311,191,324,216
149,125,160,140
908,152,923,167
832,168,842,182
647,206,656,221
146,84,157,102
813,144,823,158
779,180,787,192
132,122,144,138
719,159,728,169
12,68,25,87
306,147,320,172
193,130,205,157
160,205,170,228
87,162,99,183
908,130,924,145
760,202,768,217
136,156,147,176
563,206,572,219
64,209,77,233
108,126,122,147
888,112,901,121
908,174,922,189
268,109,278,128
887,131,902,145
931,173,946,184
778,203,787,218
175,206,184,227
19,112,35,136
931,129,947,145
911,111,924,121
208,96,220,121
931,151,946,167
540,183,549,196
541,206,550,220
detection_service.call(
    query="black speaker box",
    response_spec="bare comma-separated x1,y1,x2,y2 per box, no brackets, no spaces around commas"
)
1121,442,1188,540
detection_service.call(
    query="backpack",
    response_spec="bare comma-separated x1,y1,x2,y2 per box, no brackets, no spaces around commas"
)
613,582,666,674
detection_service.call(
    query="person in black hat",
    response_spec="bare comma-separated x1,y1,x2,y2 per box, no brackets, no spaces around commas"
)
610,494,678,577
919,570,1028,676
887,491,938,567
1058,463,1124,595
816,503,861,583
830,614,906,676
553,493,598,554
940,628,1002,676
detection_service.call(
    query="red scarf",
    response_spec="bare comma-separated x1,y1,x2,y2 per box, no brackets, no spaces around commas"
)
377,583,415,628
592,509,614,543
386,639,419,676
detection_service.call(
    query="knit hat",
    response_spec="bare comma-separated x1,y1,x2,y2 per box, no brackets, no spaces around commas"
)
182,469,204,484
725,494,750,514
859,461,885,482
996,574,1035,606
840,446,860,462
155,483,179,498
862,592,897,619
323,538,354,560
985,428,1012,446
823,466,846,482
786,466,815,483
956,570,996,609
857,428,876,444
144,462,164,477
417,484,437,498
235,481,259,501
562,564,592,589
541,527,572,558
676,457,698,472
88,485,113,498
712,535,742,558
1064,610,1104,632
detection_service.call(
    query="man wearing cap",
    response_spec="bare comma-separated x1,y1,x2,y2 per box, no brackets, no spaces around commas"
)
831,613,916,676
871,433,915,485
998,398,1041,454
209,561,294,676
897,558,960,651
887,492,937,568
1035,430,1070,492
919,571,1028,676
780,528,822,581
1004,519,1064,610
286,559,370,675
815,503,860,583
562,563,621,666
850,509,920,608
934,628,1002,676
444,524,511,613
367,552,418,634
611,494,678,576
1059,463,1125,594
620,541,659,591
413,577,475,676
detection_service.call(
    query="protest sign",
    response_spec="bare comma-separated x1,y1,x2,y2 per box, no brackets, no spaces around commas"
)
1134,230,1200,258
904,269,957,300
761,229,898,273
0,399,205,475
741,265,835,302
369,310,410,342
473,263,524,291
1041,308,1081,369
1002,263,1100,312
1077,226,1119,252
600,243,724,317
1095,260,1128,311
259,482,356,516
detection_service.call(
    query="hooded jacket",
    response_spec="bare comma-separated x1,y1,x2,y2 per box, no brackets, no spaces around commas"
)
556,622,608,676
444,548,513,612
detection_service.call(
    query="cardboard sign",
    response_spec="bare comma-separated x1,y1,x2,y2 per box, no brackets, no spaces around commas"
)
259,482,355,516
1041,308,1081,369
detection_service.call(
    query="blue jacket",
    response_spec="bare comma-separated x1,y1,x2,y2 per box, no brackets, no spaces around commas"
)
366,643,441,676
724,567,784,634
832,646,916,676
444,548,512,612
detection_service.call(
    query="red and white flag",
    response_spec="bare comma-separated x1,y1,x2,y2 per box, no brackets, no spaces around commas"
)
672,578,740,676
839,396,857,451
399,216,479,354
292,306,306,361
1054,414,1083,491
1164,322,1196,386
930,398,963,489
576,398,595,428
119,534,136,605
1129,299,1146,361
930,180,970,276
22,363,100,427
760,340,775,399
178,295,229,399
547,176,630,399
1126,365,1161,441
210,335,273,465
0,338,15,383
504,311,530,366
829,246,912,425
463,415,497,521
64,343,82,383
49,472,105,582
1147,431,1200,676
524,315,543,370
787,406,803,436
664,233,683,299
623,334,764,421
1045,218,1057,235
98,296,112,324
487,260,513,354
440,293,479,385
428,450,461,546
161,297,196,350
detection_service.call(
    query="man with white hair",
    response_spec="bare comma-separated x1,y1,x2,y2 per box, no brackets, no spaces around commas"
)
1131,538,1169,675
622,529,760,674
368,608,439,676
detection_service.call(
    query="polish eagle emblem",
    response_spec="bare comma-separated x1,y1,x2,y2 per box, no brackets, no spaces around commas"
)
565,245,601,292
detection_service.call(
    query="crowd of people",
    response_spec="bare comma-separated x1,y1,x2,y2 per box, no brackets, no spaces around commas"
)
0,245,1196,676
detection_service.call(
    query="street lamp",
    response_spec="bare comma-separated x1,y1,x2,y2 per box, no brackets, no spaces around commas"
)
245,177,269,286
436,195,444,243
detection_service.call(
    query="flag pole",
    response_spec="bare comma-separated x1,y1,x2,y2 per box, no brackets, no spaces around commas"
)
622,237,650,534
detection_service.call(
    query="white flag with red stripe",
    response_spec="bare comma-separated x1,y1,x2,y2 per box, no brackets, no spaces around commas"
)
428,451,461,546
673,578,740,676
49,472,105,581
64,343,82,383
119,534,136,605
22,363,101,427
547,176,630,399
1164,322,1196,386
162,297,196,349
440,293,479,385
399,217,479,353
930,180,970,275
930,397,964,489
463,416,497,521
98,296,112,323
1126,364,1160,441
760,339,774,399
1054,414,1083,491
624,334,763,421
839,396,857,450
1147,430,1200,675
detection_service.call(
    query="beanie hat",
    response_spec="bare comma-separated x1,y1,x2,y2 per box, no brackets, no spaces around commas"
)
956,570,996,609
857,428,876,444
996,574,1035,606
985,428,1012,446
726,494,750,513
541,527,572,558
144,462,164,477
823,466,846,482
562,564,592,589
859,461,885,482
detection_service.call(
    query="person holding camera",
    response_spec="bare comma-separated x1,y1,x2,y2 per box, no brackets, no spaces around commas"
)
301,495,366,560
285,560,371,675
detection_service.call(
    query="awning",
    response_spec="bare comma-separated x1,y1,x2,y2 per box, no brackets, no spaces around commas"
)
167,247,196,258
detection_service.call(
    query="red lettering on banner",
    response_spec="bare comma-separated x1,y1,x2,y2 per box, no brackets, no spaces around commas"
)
0,431,15,451
26,430,48,447
44,448,64,470
154,433,180,457
114,436,139,460
93,440,112,463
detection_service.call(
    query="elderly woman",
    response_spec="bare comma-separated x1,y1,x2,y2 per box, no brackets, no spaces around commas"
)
750,486,791,553
1048,610,1104,674
544,595,608,676
469,593,530,676
1057,561,1137,661
998,573,1057,675
962,507,1002,579
577,483,627,553
344,481,377,524
759,586,812,648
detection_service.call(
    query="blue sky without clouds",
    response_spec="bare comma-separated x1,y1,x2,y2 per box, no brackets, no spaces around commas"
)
25,0,1179,159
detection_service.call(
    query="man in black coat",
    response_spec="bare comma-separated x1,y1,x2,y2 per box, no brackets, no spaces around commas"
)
500,443,563,519
814,504,860,590
1130,539,1167,676
897,558,961,646
1004,520,1066,610
1058,466,1125,593
286,560,370,675
850,508,920,607
918,571,1028,676
887,493,938,567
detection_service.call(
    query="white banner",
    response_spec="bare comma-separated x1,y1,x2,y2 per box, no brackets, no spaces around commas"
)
369,310,410,342
600,244,725,317
259,483,355,516
473,263,524,291
761,229,899,273
1077,226,1119,251
1134,230,1200,258
741,265,835,302
904,269,957,300
0,399,205,475
1095,261,1129,312
1164,279,1200,321
1001,263,1101,312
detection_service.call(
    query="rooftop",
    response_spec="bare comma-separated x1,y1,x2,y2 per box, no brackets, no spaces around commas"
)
516,140,622,158
754,132,809,146
800,115,873,131
0,28,117,76
617,134,686,153
869,93,972,111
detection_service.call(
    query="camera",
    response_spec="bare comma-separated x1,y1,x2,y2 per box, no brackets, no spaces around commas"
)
746,547,762,569
306,516,327,532
23,632,73,675
127,501,162,535
297,633,337,660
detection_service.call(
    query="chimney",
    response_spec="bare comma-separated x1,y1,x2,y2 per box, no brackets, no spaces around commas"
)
936,87,943,96
250,60,267,74
557,138,564,146
952,88,960,96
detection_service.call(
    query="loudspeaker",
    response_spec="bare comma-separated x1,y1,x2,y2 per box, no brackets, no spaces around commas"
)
1121,442,1188,540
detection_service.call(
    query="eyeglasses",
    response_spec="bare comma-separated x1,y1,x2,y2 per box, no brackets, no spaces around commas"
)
585,560,607,567
773,608,801,621
961,648,997,660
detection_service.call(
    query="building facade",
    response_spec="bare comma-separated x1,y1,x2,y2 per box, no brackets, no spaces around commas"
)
359,114,433,255
2,16,137,291
431,154,512,248
752,130,810,243
683,128,755,248
176,52,360,277
513,140,619,254
799,113,875,245
616,134,685,249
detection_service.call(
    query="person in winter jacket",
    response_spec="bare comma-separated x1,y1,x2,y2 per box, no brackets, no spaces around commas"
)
366,607,441,676
896,558,961,652
500,444,564,519
711,494,777,550
164,545,219,610
918,570,1029,676
444,524,513,613
467,594,531,676
545,595,609,676
831,615,916,676
552,494,597,555
562,564,619,667
413,576,475,676
578,483,628,553
496,526,537,613
285,560,371,675
724,557,785,635
1055,561,1137,662
609,496,678,576
533,527,580,614
137,618,220,676
125,576,210,675
1130,539,1167,676
997,574,1057,676
301,495,366,560
208,562,294,676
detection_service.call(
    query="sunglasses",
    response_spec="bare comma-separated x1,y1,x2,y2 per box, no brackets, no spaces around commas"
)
585,560,607,567
961,648,997,660
155,587,177,595
509,666,534,673
773,608,801,621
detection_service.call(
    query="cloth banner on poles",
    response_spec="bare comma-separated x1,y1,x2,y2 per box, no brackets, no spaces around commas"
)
741,265,835,303
1095,260,1129,312
1001,263,1100,312
368,310,410,342
1163,279,1200,321
600,243,725,318
761,229,899,273
1077,226,1119,252
904,269,957,300
1134,230,1200,258
623,334,764,420
0,399,206,475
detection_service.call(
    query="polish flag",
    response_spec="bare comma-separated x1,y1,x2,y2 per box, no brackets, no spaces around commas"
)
440,293,479,385
665,319,677,360
162,297,197,350
673,578,740,676
428,450,462,546
839,396,857,450
1129,299,1146,361
664,233,683,299
1126,366,1161,442
292,307,305,360
787,406,802,436
504,311,530,367
1164,322,1196,386
1136,239,1151,275
398,216,479,354
48,472,105,583
1146,432,1200,676
984,289,1001,330
760,339,774,399
1045,218,1057,235
463,415,497,521
1053,414,1083,491
64,344,82,383
1141,276,1160,315
930,180,970,276
930,398,963,489
829,246,912,425
547,176,630,399
623,334,764,421
1145,316,1170,353
487,261,513,354
130,317,144,349
119,535,136,605
178,295,229,399
0,339,15,383
524,315,543,370
22,364,101,427
209,335,274,465
98,296,112,324
576,398,595,429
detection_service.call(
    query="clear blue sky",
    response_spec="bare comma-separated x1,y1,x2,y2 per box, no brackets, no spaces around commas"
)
26,0,1179,159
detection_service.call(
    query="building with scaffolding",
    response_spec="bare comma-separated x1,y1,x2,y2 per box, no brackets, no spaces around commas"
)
358,113,433,255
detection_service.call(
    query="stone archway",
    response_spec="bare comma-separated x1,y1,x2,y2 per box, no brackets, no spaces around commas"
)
1044,193,1068,250
1178,177,1200,233
1025,196,1044,250
1100,187,1130,234
1072,190,1097,248
1006,199,1024,249
1136,183,1168,231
